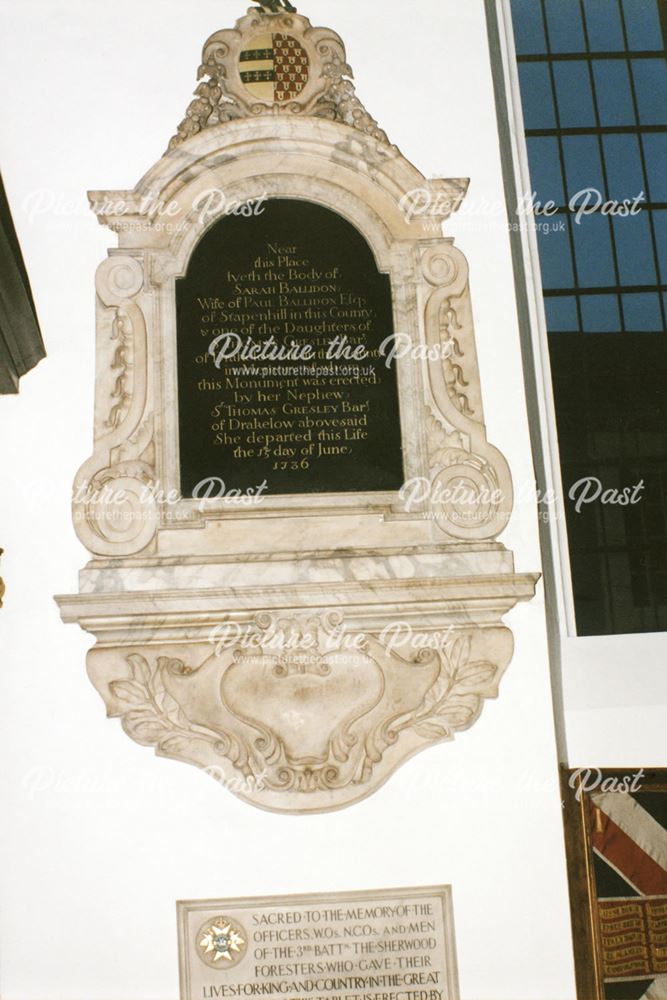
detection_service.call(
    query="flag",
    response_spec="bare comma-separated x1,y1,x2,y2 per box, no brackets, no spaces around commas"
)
591,791,667,999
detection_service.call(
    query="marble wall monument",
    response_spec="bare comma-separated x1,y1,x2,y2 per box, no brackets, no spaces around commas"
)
56,5,537,813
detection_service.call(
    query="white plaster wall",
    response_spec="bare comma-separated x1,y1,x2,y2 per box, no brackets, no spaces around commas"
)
0,2,576,998
563,633,667,764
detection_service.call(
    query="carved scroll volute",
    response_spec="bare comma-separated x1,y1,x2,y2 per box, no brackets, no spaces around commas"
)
420,242,513,540
71,256,158,557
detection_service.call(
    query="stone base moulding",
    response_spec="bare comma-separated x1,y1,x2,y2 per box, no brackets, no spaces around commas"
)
56,6,539,813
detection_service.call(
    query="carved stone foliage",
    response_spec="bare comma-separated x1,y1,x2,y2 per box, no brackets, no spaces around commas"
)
90,611,514,812
168,8,391,151
419,242,514,540
71,256,158,557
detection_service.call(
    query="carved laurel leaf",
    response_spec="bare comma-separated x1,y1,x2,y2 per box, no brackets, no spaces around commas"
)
127,652,153,687
151,661,170,702
164,693,187,726
411,635,496,740
454,660,496,694
122,711,168,744
415,638,468,717
437,694,480,729
109,652,250,769
448,635,472,673
109,680,148,706
135,723,170,743
157,734,192,756
413,719,452,740
416,669,451,718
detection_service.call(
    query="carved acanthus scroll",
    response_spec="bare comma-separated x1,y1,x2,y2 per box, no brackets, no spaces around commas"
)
419,243,513,540
71,256,158,557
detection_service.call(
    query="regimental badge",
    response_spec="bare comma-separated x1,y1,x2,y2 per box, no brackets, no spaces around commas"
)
196,916,248,969
239,33,309,102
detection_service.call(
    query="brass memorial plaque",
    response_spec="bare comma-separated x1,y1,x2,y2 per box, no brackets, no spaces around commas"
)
177,886,460,1000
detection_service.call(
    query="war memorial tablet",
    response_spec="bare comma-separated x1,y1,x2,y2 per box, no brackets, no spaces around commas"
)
176,199,403,496
57,4,537,814
177,887,460,1000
